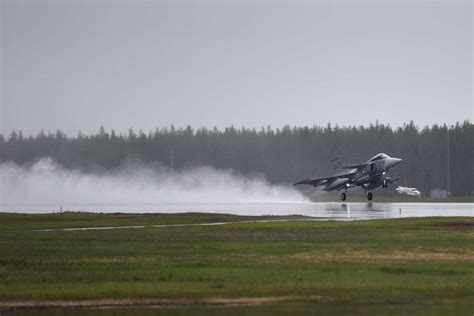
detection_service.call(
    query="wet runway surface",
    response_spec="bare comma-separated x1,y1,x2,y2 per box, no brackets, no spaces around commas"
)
1,202,472,220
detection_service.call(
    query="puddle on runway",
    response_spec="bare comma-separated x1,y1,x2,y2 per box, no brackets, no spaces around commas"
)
1,202,472,220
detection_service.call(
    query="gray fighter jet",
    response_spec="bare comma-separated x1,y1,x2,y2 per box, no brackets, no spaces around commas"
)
294,153,402,201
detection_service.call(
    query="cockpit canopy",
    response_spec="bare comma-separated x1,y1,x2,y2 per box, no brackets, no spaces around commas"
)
368,153,389,162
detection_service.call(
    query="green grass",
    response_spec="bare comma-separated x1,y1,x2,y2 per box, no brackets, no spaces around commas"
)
0,212,309,231
0,213,473,314
9,302,474,316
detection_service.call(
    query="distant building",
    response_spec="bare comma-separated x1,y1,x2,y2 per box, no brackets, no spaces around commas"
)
431,188,447,198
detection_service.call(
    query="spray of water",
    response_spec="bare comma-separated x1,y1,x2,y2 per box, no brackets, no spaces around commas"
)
0,158,305,210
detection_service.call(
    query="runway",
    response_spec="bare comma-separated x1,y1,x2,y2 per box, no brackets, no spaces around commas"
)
1,202,472,220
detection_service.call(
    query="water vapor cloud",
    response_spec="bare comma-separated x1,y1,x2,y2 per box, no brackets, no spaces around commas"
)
0,158,305,211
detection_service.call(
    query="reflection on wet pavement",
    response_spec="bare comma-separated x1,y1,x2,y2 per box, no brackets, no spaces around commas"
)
1,202,472,220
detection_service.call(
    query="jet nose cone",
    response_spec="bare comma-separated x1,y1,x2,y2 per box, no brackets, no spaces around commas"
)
385,157,402,170
390,158,403,168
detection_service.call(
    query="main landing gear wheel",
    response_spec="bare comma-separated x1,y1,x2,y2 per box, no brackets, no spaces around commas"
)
340,192,347,201
366,192,373,201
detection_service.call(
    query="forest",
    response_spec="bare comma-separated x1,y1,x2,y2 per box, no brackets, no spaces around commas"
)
1,120,472,196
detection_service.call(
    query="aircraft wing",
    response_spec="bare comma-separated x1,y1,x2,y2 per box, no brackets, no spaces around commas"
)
293,170,358,187
293,177,328,186
340,163,369,169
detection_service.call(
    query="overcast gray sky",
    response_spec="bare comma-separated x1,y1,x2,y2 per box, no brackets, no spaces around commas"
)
1,0,472,136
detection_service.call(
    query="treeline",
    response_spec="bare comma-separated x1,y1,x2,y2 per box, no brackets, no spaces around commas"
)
1,121,472,196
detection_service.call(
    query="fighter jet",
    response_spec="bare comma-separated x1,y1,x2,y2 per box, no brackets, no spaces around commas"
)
294,153,402,201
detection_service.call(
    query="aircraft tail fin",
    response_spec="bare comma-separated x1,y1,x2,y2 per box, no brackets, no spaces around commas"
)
341,163,369,169
329,156,342,171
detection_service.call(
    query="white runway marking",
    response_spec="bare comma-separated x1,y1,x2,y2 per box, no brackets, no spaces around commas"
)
32,219,337,232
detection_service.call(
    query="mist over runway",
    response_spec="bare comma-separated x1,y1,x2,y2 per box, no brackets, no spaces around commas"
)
1,158,472,219
0,158,304,207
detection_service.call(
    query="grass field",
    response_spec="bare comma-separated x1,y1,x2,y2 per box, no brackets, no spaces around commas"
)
0,212,473,315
